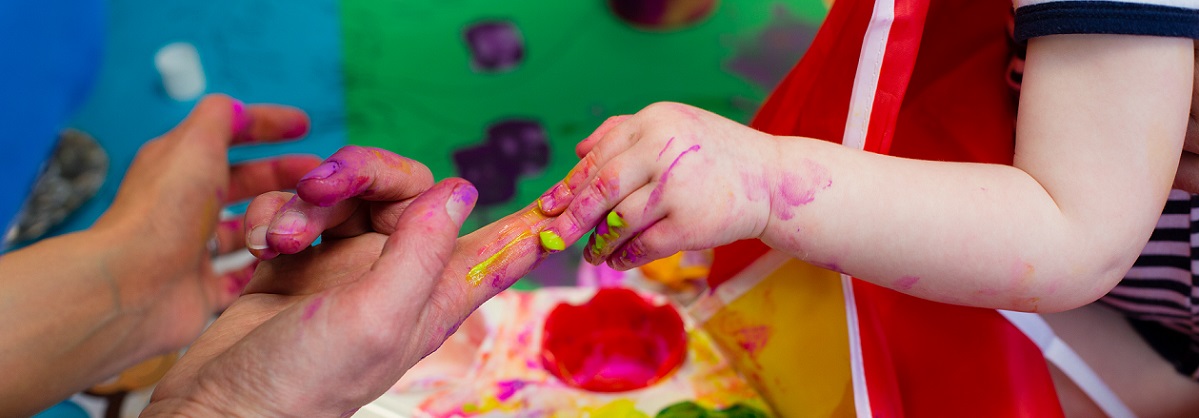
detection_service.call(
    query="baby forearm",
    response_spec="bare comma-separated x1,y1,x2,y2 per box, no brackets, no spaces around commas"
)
758,137,1164,312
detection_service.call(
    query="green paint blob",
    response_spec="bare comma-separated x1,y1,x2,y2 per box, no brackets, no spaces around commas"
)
655,402,770,418
607,211,626,229
594,233,608,251
539,230,566,251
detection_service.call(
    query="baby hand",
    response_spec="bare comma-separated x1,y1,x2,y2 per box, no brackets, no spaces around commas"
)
537,102,782,270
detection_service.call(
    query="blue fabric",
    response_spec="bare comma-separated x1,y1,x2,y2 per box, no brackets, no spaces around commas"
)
1015,1,1199,41
0,0,105,245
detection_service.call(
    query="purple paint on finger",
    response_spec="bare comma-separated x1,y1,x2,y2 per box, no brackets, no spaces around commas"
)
301,161,339,182
645,145,701,214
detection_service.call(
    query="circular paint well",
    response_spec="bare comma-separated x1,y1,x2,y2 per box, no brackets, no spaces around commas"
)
540,287,687,392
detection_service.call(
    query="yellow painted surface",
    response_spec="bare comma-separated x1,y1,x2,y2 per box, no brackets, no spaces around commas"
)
702,259,855,417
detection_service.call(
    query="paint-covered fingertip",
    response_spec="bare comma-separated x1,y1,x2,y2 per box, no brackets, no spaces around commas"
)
539,230,566,252
447,183,478,225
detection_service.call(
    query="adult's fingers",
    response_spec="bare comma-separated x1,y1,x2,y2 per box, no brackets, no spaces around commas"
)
265,196,361,255
245,191,294,259
364,179,476,297
418,202,556,348
169,95,311,155
296,146,434,208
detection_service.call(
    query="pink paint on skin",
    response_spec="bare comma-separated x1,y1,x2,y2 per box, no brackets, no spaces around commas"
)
894,275,920,291
495,380,528,402
645,144,701,214
656,137,676,161
302,296,324,321
230,100,251,139
773,159,832,221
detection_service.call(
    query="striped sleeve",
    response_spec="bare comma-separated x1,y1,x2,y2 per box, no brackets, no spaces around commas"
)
1012,0,1199,41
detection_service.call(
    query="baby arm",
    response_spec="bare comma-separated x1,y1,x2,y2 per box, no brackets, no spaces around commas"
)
540,34,1193,313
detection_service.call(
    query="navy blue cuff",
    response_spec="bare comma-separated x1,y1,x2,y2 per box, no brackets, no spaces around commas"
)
1015,1,1199,41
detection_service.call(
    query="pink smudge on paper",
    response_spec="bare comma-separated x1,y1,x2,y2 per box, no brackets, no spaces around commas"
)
645,144,701,214
773,159,832,221
733,325,772,357
894,275,920,291
302,296,325,321
495,380,528,401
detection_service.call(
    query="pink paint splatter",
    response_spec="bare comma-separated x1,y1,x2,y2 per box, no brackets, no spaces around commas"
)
302,296,324,321
495,380,527,401
645,144,701,215
894,275,920,291
733,325,772,356
773,159,832,220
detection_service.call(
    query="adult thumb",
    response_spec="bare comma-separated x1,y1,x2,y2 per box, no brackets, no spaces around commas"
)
367,179,477,296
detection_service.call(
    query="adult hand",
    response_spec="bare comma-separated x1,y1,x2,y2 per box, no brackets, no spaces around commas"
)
143,146,558,415
93,94,323,354
142,180,477,417
0,94,321,415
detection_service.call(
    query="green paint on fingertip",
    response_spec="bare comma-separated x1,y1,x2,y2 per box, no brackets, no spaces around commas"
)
606,211,626,229
594,233,607,251
539,230,566,252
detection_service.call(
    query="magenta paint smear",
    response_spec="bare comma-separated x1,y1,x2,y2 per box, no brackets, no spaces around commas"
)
302,296,325,321
894,275,920,291
656,137,676,161
540,288,687,393
230,99,250,139
495,380,528,402
773,159,832,221
645,144,701,214
732,325,772,357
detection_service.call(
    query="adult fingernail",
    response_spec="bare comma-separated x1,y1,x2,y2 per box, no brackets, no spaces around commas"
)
271,210,307,235
539,230,565,252
230,99,250,136
301,161,339,182
247,226,268,250
447,184,478,225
